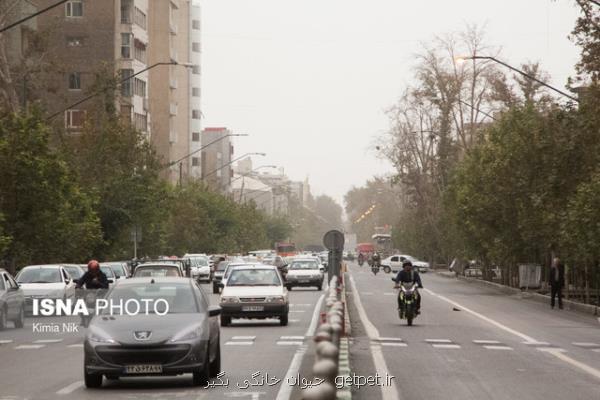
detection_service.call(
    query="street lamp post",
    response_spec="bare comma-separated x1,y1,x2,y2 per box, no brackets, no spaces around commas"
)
456,56,579,102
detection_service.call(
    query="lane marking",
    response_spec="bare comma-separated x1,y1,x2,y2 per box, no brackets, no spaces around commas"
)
349,275,400,400
280,336,305,340
291,304,312,307
274,345,307,400
523,341,551,346
34,339,63,344
380,342,408,347
378,337,404,342
425,339,453,343
473,340,501,344
56,381,83,395
15,344,45,349
67,344,84,348
432,344,461,349
572,342,600,348
289,319,301,323
484,345,513,351
276,341,304,346
425,287,600,382
0,339,13,344
383,292,395,296
305,294,325,337
289,310,306,313
225,341,254,346
231,336,256,340
593,349,600,353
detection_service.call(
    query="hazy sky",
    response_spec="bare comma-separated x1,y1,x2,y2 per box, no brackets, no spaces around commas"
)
200,0,581,205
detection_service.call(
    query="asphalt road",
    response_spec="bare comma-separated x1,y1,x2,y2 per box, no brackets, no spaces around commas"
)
0,282,325,400
346,262,600,400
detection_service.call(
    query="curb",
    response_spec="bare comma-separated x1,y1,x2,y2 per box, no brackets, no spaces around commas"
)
337,273,352,400
436,271,599,316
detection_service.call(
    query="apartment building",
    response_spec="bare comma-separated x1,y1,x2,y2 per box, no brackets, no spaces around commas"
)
201,127,234,193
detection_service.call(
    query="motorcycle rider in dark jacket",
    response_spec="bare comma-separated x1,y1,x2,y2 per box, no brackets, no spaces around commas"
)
393,261,423,314
76,260,109,289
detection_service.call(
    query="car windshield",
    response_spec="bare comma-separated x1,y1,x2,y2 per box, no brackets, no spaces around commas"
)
190,257,209,267
64,267,83,279
134,266,181,277
100,266,115,278
104,282,199,314
16,268,62,283
104,264,126,277
289,261,319,270
227,269,281,286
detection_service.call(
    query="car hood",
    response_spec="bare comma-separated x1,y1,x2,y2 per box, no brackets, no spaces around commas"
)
287,270,322,277
89,314,207,345
413,261,429,267
19,283,65,295
222,286,284,297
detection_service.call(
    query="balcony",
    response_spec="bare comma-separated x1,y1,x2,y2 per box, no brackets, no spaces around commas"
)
170,78,178,89
169,103,178,116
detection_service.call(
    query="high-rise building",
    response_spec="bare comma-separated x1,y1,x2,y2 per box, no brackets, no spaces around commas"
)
201,127,233,192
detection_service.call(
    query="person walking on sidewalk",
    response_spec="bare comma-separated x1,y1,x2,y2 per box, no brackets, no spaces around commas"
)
549,257,565,309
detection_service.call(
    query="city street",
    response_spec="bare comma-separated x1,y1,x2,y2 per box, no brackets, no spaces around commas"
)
0,283,325,400
346,262,600,400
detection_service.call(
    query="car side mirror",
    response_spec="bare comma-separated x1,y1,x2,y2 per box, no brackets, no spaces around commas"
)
108,279,114,284
65,279,71,285
208,306,221,317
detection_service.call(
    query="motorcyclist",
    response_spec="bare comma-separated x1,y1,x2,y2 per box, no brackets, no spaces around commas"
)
371,252,381,267
76,260,109,289
393,260,423,314
357,252,365,265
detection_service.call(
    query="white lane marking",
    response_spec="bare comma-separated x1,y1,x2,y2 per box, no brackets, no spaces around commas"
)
15,344,45,349
484,345,514,351
291,304,312,307
473,340,501,344
289,310,306,313
523,341,551,346
572,342,600,348
425,339,452,343
289,319,301,323
426,287,600,382
274,345,308,400
380,342,408,347
276,341,304,346
34,339,63,344
226,392,265,400
383,292,395,296
225,341,254,346
538,347,567,353
0,339,13,344
378,337,404,342
231,336,256,340
432,344,461,349
56,381,84,395
280,336,305,340
593,349,600,353
67,344,84,348
349,275,400,400
305,294,325,337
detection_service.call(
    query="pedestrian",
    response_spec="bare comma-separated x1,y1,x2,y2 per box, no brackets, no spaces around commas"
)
549,257,565,309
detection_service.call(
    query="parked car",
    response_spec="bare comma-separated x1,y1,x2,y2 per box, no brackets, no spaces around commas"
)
83,277,222,388
16,265,76,313
0,268,25,329
285,258,324,291
382,254,430,273
219,265,288,327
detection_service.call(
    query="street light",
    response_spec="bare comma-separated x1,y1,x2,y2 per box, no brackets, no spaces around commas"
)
202,152,266,181
230,165,278,184
455,56,579,102
46,61,193,121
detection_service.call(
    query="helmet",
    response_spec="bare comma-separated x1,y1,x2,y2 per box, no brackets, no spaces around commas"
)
402,260,413,269
87,260,100,270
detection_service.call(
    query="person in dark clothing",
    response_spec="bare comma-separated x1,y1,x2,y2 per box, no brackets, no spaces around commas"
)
76,260,109,290
393,261,423,314
549,257,565,309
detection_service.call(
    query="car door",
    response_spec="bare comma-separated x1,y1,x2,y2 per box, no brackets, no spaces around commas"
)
389,256,400,270
61,267,75,298
2,273,18,318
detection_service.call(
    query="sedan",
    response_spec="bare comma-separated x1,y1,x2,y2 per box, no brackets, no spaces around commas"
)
16,265,76,312
285,258,324,291
83,277,222,387
132,263,183,278
0,268,25,329
220,265,288,327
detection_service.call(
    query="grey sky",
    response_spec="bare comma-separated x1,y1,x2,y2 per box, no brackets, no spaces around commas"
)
200,0,581,205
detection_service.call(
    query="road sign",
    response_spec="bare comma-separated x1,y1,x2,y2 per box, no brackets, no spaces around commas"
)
323,230,345,251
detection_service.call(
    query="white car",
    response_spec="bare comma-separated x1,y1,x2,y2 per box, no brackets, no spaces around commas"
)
219,265,288,327
184,254,212,282
285,258,324,291
382,255,431,273
15,265,76,313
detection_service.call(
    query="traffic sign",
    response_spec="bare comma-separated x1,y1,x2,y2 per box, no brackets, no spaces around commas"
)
323,230,345,250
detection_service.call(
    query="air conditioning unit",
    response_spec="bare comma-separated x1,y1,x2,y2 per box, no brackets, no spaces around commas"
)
170,78,178,89
170,103,178,115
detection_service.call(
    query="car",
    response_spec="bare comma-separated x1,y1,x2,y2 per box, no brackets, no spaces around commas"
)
83,277,222,388
219,265,289,327
212,260,230,294
0,268,25,330
63,264,86,282
382,254,431,273
132,263,184,278
102,262,129,279
220,262,263,288
184,254,212,282
16,265,76,313
99,265,119,284
285,258,324,291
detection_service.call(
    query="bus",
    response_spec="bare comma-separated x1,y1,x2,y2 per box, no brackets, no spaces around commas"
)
276,242,297,257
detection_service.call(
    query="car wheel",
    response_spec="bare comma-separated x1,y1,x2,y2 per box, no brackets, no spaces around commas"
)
0,306,6,330
212,284,219,294
317,284,323,291
286,285,292,291
84,370,103,388
14,306,25,329
383,266,391,274
280,314,288,326
220,316,231,327
192,352,210,386
209,339,221,378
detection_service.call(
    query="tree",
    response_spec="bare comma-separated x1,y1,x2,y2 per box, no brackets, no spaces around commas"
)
314,195,343,228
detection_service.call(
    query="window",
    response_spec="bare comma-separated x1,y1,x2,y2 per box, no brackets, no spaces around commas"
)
121,33,132,58
68,72,81,90
121,0,132,23
192,65,200,75
192,87,200,97
66,36,84,47
134,7,147,29
133,78,146,97
192,157,200,167
192,42,201,52
65,1,83,17
134,39,146,63
192,109,201,119
121,104,132,120
134,113,147,132
65,109,86,128
192,132,200,141
192,19,200,30
120,69,133,97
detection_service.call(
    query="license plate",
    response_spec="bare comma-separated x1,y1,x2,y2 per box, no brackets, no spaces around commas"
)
242,305,264,312
125,364,163,374
299,279,310,283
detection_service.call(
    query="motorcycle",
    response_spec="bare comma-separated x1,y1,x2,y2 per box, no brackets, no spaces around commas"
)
76,289,107,327
358,256,365,267
371,265,379,275
393,279,419,326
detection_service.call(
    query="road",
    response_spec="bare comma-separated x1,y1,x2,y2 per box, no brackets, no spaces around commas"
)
0,282,325,400
346,262,600,400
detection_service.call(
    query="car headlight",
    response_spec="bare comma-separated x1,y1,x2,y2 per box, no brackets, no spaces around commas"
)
265,296,286,304
88,328,116,344
170,324,202,342
220,296,240,304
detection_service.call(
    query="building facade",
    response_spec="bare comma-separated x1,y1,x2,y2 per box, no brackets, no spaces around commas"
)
201,127,233,192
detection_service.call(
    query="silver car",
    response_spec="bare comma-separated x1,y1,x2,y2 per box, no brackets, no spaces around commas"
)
0,269,25,329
